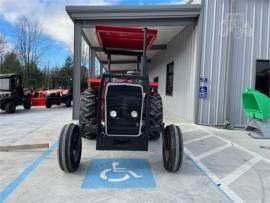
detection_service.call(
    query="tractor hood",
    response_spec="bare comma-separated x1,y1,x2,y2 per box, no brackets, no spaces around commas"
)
45,89,70,96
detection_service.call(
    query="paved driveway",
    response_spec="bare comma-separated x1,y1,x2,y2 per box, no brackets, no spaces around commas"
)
0,107,269,203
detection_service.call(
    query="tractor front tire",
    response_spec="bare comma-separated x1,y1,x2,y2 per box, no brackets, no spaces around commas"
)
5,102,16,113
45,99,51,108
162,124,183,172
79,88,97,140
65,98,72,107
58,123,82,173
149,92,163,141
23,97,32,110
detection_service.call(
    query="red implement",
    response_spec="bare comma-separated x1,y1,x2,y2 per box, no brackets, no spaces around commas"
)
31,90,46,106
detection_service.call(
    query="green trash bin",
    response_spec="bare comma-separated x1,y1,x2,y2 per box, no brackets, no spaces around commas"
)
241,88,270,120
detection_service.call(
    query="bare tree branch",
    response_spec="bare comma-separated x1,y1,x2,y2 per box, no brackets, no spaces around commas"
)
0,32,7,69
15,18,50,86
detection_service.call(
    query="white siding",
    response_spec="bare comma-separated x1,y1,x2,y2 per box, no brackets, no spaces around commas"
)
197,0,230,125
149,25,198,122
228,0,270,127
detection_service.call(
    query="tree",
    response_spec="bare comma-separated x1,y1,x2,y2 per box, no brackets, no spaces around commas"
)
28,62,44,88
16,18,49,86
0,32,7,71
1,52,22,75
60,56,73,77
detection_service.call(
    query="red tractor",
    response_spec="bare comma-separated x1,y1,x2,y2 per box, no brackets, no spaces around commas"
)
58,26,183,173
31,77,72,108
44,77,73,108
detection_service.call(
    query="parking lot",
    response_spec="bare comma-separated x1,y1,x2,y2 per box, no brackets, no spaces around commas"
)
1,107,270,203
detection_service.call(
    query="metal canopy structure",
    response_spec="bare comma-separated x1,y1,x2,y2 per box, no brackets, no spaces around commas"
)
66,4,201,120
84,25,186,70
66,5,201,27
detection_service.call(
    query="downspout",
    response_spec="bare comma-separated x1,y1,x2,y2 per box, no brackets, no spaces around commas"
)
223,0,233,126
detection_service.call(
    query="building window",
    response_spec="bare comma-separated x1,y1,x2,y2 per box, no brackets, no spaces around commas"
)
153,76,159,93
166,62,174,96
255,60,270,96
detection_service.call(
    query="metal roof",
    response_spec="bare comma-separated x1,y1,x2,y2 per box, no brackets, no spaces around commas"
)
0,73,19,79
96,25,157,50
66,5,201,27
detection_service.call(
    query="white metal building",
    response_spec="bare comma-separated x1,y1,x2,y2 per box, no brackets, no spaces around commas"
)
67,0,270,127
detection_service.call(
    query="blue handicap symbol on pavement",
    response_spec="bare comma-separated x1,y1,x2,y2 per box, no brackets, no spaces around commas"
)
81,158,156,188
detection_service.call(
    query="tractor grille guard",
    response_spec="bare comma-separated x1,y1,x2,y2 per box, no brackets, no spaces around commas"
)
105,83,144,137
96,73,150,151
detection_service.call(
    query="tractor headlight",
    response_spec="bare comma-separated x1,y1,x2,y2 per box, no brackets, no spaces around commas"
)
131,110,138,118
110,110,117,118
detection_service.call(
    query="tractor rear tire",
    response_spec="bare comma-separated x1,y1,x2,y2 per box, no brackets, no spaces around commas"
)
23,97,32,110
149,92,163,141
5,102,16,113
79,88,97,140
58,123,82,173
45,99,51,108
162,125,183,172
56,101,61,105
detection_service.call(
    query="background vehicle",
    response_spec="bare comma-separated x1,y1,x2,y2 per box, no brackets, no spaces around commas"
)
0,73,31,113
58,26,183,173
44,77,72,108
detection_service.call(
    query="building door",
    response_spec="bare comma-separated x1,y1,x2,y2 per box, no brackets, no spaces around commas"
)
255,60,270,97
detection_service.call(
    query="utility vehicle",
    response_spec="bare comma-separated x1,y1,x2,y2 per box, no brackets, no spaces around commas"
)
0,73,31,113
58,26,183,173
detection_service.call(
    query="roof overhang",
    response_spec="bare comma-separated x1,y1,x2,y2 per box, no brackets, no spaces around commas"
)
66,4,201,70
66,4,201,27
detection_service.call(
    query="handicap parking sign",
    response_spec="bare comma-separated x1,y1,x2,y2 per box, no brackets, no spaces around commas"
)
81,159,156,188
199,86,207,98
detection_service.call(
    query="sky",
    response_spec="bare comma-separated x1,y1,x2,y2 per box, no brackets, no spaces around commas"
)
0,0,186,69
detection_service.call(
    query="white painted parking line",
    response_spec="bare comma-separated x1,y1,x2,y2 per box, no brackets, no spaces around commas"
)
183,125,270,203
184,147,245,203
229,143,270,165
222,156,262,186
184,134,214,145
197,126,270,165
182,128,198,133
195,143,232,160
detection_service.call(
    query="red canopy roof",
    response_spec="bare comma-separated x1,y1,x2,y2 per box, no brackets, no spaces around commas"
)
96,25,157,50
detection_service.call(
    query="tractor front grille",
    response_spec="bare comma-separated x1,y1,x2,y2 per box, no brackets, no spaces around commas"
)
105,83,143,136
